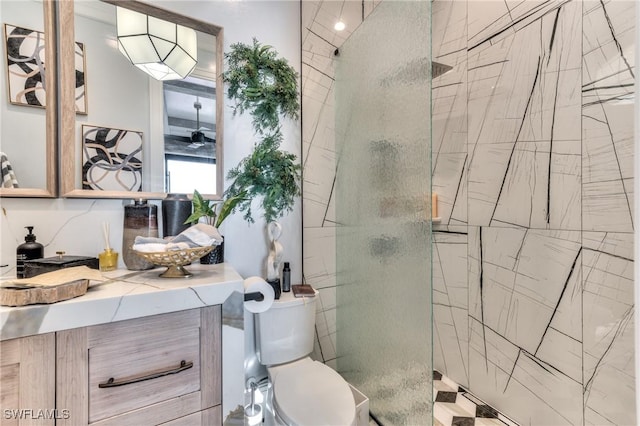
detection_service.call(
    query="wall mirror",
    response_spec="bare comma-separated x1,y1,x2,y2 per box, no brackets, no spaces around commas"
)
0,0,57,197
59,0,223,199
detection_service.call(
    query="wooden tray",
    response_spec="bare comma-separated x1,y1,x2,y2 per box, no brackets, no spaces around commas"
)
0,279,89,307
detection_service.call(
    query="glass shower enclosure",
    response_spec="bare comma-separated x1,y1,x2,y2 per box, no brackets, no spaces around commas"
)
335,1,433,424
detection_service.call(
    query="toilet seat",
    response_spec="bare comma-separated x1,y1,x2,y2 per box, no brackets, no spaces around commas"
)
271,358,356,426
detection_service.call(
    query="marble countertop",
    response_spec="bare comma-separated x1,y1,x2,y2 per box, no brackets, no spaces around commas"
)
0,263,244,341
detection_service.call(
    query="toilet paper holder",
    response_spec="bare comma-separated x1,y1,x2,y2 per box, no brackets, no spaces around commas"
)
244,291,264,302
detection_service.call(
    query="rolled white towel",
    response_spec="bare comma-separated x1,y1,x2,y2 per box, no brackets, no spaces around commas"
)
166,242,191,251
132,243,169,253
172,223,223,248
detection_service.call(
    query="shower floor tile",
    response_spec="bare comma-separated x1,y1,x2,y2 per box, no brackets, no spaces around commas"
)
433,371,519,426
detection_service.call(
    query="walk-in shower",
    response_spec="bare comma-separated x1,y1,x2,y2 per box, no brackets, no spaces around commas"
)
334,2,433,424
319,0,637,424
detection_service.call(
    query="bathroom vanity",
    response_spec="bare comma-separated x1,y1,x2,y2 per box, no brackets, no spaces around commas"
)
0,264,245,426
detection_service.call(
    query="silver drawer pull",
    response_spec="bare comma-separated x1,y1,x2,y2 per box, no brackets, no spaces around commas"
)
98,360,193,388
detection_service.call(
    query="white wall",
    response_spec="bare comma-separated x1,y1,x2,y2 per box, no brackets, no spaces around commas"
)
0,1,48,189
0,1,302,284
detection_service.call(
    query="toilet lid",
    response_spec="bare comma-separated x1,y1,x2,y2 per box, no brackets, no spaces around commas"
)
273,360,356,426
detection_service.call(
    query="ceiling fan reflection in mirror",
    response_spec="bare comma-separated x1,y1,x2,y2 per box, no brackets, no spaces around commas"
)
163,75,216,159
188,98,211,148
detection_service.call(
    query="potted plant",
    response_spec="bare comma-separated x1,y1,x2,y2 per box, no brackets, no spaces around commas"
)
184,189,246,264
222,38,301,284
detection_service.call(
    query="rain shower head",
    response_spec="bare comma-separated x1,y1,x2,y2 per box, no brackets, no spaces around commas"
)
432,61,453,78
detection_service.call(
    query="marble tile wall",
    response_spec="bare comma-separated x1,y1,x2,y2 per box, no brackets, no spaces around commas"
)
433,0,636,425
302,0,635,424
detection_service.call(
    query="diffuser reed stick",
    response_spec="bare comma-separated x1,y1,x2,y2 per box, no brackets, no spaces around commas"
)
99,222,117,271
102,222,111,250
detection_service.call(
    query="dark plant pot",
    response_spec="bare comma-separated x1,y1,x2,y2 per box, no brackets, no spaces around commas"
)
200,240,224,264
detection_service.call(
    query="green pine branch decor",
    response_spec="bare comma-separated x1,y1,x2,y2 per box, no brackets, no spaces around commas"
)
222,38,301,225
223,38,299,135
225,132,300,224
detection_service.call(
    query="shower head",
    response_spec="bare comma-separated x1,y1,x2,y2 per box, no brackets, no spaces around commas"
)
432,61,453,78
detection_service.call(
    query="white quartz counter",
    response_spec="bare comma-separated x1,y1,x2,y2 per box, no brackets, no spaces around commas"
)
0,263,244,341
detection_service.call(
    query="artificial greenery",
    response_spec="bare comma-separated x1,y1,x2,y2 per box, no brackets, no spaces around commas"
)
225,132,301,224
222,38,301,225
184,189,246,228
222,38,299,134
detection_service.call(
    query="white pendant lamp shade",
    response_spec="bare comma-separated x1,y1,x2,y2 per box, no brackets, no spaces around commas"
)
116,7,197,81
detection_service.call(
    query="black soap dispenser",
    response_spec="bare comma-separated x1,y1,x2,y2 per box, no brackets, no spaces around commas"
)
17,226,44,278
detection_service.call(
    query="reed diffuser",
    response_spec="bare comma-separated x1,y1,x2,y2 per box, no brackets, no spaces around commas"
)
98,222,118,272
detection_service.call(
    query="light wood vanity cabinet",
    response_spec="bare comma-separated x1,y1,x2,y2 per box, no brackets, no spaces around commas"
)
0,333,56,426
1,306,221,426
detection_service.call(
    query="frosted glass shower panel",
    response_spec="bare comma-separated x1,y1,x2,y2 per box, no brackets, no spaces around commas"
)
335,1,432,425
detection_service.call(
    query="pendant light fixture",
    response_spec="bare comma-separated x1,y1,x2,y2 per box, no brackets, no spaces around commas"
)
116,7,197,81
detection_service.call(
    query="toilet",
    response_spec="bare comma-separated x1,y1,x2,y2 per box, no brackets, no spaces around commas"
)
254,288,356,425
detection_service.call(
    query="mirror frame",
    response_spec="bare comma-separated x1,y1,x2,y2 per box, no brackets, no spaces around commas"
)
0,0,57,198
59,0,224,200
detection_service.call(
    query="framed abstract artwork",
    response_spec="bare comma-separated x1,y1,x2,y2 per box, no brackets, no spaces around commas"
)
82,125,143,192
4,23,87,114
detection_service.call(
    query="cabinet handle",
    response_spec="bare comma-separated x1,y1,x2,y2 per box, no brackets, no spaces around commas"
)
98,360,193,388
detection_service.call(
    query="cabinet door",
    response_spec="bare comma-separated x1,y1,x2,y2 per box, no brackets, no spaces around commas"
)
57,306,221,426
0,333,55,426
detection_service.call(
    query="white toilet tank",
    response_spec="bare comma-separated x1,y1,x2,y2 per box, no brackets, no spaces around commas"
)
255,290,317,365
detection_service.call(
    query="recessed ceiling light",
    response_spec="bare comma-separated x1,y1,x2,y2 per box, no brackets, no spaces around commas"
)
334,21,346,31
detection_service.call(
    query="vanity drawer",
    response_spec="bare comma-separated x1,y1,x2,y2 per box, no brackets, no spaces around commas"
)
57,306,221,425
88,310,201,422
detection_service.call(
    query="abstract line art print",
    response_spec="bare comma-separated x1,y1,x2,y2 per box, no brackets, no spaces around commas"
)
4,24,87,113
82,125,143,192
4,24,46,107
74,41,87,114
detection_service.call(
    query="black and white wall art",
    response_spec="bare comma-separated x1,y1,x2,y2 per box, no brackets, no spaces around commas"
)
82,125,143,192
4,23,87,113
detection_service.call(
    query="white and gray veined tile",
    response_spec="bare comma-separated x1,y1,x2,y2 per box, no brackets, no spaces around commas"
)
534,246,583,383
301,18,338,228
582,231,635,425
467,1,582,230
433,226,469,388
433,0,466,61
582,0,635,233
468,1,573,52
432,0,467,157
432,153,468,226
432,0,468,227
469,316,583,426
432,0,469,389
468,225,525,334
469,227,582,356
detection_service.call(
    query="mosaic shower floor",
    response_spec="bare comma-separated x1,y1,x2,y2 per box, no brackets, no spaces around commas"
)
433,371,518,426
367,370,519,426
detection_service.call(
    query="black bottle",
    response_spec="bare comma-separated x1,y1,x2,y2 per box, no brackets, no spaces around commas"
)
282,262,291,292
17,226,44,278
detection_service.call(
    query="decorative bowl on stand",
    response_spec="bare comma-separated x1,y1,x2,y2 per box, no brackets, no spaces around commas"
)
134,246,214,278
